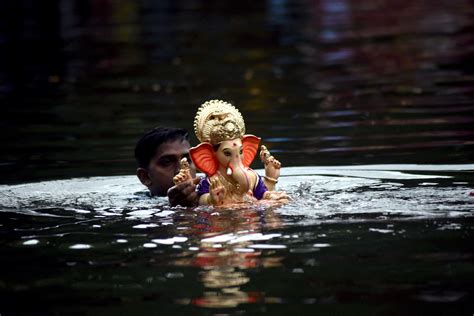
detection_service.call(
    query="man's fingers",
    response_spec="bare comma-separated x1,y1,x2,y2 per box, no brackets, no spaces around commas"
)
168,182,199,207
180,182,197,196
168,181,195,196
170,182,196,197
170,191,198,207
167,184,180,196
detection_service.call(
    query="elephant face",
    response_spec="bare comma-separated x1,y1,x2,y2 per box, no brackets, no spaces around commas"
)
215,138,243,171
190,135,261,188
214,138,249,192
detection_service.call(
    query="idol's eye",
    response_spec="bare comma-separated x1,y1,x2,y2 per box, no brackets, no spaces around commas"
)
223,150,232,157
239,147,243,155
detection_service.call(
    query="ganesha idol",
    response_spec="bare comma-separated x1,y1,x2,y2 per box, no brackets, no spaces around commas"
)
173,99,288,206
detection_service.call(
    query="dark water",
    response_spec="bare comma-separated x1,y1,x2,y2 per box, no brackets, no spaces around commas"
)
1,166,473,315
1,0,474,314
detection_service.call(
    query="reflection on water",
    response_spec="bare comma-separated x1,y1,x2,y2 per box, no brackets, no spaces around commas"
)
0,165,473,313
175,208,284,308
1,0,473,183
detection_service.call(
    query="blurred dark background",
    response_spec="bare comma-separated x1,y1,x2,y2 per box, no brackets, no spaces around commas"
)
0,0,473,184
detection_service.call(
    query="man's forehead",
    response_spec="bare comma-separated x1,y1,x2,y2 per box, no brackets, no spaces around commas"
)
155,139,190,157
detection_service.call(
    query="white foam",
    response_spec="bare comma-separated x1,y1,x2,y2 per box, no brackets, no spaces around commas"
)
23,239,39,245
69,244,92,249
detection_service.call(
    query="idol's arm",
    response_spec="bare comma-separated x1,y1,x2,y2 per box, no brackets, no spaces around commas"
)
260,145,281,191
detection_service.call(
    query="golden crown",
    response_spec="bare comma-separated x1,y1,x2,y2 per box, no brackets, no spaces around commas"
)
194,100,246,144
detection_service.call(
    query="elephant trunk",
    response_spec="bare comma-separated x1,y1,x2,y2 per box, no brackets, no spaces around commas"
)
227,160,250,194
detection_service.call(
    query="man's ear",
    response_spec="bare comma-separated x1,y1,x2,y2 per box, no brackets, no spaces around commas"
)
136,168,152,186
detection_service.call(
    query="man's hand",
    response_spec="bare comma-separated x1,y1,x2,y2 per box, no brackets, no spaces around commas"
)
167,177,200,207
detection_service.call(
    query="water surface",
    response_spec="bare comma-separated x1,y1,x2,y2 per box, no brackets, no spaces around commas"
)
1,165,473,314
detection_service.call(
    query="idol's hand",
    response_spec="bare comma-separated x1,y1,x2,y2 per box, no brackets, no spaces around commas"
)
263,190,289,203
209,176,226,206
173,158,193,185
260,145,281,190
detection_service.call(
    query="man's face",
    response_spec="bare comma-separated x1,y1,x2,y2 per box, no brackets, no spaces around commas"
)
144,139,196,196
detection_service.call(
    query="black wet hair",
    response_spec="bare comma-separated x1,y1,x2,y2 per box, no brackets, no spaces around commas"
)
134,127,189,169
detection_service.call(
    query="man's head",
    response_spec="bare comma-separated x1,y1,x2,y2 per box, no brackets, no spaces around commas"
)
135,127,196,196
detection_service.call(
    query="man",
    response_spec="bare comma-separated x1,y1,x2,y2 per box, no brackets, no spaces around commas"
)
134,127,200,206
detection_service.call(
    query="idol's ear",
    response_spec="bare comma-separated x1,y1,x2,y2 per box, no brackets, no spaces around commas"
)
242,134,261,167
190,143,218,176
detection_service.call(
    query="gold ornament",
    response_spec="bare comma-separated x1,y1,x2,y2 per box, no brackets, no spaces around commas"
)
194,99,246,145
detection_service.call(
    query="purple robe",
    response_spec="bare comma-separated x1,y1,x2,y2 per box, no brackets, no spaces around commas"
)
196,172,268,200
